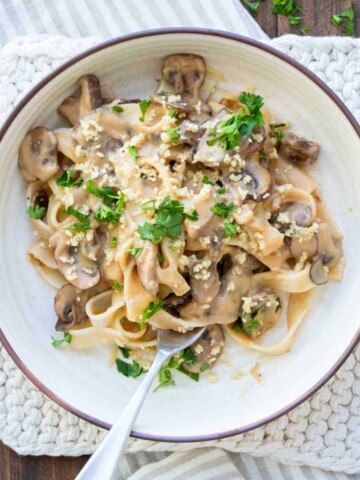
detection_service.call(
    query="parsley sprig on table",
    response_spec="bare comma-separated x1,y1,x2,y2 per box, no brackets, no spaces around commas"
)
138,196,185,244
332,8,355,36
272,0,303,26
207,92,264,150
243,0,260,16
154,347,199,392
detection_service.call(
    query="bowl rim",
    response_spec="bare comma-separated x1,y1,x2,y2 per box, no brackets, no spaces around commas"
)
0,27,359,443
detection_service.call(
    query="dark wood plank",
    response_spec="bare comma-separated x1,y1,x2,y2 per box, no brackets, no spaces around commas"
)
0,442,88,480
2,4,359,479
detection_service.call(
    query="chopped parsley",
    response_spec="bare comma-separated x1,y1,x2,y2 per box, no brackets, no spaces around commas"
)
124,247,143,256
86,180,121,206
202,175,214,185
157,253,165,263
200,362,209,372
218,186,226,194
116,358,144,378
168,109,177,118
86,180,125,225
111,236,118,248
139,99,151,122
128,145,138,161
243,0,260,16
185,209,199,221
207,92,264,150
26,204,46,220
111,280,121,291
208,127,216,136
300,25,310,35
272,0,303,26
119,346,131,358
154,348,199,392
111,104,124,114
64,206,91,231
270,123,286,141
233,303,266,334
56,169,83,188
224,222,237,238
51,331,71,347
275,296,282,313
166,126,180,144
211,202,236,219
138,196,184,244
332,8,355,36
141,299,165,328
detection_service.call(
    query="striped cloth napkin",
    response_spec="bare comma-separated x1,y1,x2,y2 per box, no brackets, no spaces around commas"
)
0,1,355,479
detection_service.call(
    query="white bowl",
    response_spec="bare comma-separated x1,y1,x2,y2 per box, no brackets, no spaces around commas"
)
0,29,359,442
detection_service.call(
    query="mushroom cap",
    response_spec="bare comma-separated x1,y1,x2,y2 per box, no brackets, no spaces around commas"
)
279,132,320,168
182,325,225,373
241,159,274,201
309,256,328,285
78,74,102,115
57,96,80,126
163,54,206,99
19,127,59,182
281,201,313,227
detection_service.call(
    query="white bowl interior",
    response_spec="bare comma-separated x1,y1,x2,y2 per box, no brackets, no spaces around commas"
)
0,32,359,439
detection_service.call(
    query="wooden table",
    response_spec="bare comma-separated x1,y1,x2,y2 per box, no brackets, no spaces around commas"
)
1,1,359,478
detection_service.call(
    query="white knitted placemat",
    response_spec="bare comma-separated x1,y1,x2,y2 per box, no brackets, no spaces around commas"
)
0,34,359,475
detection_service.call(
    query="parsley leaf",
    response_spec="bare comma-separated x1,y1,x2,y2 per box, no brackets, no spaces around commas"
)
166,126,180,144
116,359,144,378
207,92,264,150
154,351,200,392
86,180,120,206
64,206,91,231
139,99,151,122
128,145,138,160
331,14,342,26
168,109,177,118
141,300,165,327
202,175,214,185
224,222,237,238
86,181,125,225
26,204,46,220
56,169,83,188
111,280,121,291
300,25,310,35
270,123,286,141
119,346,131,358
138,196,184,244
200,362,209,372
112,236,118,248
243,0,260,16
51,331,71,347
157,253,165,263
211,202,236,219
124,247,143,256
185,209,199,221
181,347,197,365
272,0,303,26
218,186,226,194
112,104,124,114
334,7,355,36
243,304,266,333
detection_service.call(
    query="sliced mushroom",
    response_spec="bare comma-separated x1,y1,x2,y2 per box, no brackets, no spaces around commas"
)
19,127,59,182
136,241,159,296
162,54,206,109
78,74,102,116
190,256,220,304
279,132,320,168
240,158,273,201
177,120,202,146
58,96,80,125
309,256,328,285
290,235,318,259
163,290,192,318
182,325,225,373
54,282,108,331
316,222,342,268
50,230,101,290
280,201,313,227
238,125,266,158
240,292,283,338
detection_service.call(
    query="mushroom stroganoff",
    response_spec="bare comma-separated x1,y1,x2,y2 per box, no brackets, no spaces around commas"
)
19,54,344,382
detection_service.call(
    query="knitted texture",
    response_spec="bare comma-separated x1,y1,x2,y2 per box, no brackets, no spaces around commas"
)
0,35,359,474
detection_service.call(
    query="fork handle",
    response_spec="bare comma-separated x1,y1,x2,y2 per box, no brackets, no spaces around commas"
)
75,350,169,480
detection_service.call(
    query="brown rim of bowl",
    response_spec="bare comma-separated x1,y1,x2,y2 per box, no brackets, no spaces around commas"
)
0,28,359,443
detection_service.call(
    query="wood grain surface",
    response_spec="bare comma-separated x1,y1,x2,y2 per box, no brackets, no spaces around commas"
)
1,1,359,478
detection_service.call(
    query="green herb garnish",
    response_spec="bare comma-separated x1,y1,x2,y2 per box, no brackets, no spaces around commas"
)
168,109,177,118
51,331,71,347
207,92,264,150
157,253,165,263
185,209,199,221
243,304,266,333
275,297,282,313
138,196,184,244
272,0,303,26
331,14,342,26
56,169,82,188
141,299,165,328
86,181,125,225
243,0,260,16
200,362,209,372
270,123,286,141
112,104,124,114
26,204,46,220
202,176,214,185
64,206,91,231
332,8,355,36
128,145,138,161
111,280,121,291
112,236,118,248
218,186,226,194
211,202,236,219
116,359,144,378
119,346,131,358
224,222,237,238
154,349,200,392
124,247,143,256
139,99,151,122
300,25,310,35
166,126,180,144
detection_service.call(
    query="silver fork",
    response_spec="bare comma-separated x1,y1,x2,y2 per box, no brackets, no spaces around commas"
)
76,326,206,480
